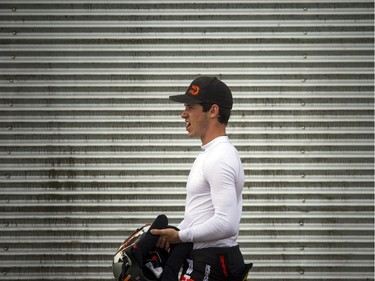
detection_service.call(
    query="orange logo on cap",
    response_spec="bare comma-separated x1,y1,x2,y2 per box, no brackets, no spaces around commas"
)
188,85,200,95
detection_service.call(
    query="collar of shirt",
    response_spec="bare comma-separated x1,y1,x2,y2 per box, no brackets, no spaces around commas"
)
201,135,229,152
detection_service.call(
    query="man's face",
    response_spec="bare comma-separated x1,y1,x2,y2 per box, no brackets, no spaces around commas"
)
180,104,210,139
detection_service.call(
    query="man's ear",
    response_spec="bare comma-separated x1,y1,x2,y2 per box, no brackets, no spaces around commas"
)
209,104,220,119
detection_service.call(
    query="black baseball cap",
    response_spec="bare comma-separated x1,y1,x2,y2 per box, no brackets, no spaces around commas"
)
169,76,233,109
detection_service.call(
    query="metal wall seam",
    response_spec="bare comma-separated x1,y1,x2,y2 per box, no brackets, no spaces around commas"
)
0,1,374,280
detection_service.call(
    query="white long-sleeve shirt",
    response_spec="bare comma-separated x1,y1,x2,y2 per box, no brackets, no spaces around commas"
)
178,136,245,249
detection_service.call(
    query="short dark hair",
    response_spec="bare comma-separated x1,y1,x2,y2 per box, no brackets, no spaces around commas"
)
201,103,231,125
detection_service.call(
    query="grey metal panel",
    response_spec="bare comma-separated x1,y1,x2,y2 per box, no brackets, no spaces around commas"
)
0,0,373,280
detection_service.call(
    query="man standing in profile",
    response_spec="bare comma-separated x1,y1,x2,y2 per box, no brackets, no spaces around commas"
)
151,76,252,281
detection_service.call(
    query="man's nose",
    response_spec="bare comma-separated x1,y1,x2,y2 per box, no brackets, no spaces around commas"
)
181,110,188,119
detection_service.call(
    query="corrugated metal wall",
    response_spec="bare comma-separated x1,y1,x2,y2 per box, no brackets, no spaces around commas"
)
0,1,374,280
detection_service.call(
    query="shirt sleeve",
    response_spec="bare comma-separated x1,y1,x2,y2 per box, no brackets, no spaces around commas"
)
178,148,240,243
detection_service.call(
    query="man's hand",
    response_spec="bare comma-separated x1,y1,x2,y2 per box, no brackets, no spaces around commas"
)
150,228,182,250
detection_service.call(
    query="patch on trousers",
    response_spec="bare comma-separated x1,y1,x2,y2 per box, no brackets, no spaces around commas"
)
203,264,211,281
181,262,211,281
181,259,195,281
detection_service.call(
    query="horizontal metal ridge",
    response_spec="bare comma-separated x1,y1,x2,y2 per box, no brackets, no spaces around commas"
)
1,6,373,13
1,209,373,216
1,177,372,183
1,128,372,134
1,119,373,126
1,248,374,255
0,8,372,16
1,222,373,230
1,0,373,4
1,117,373,122
1,153,373,159
1,80,373,88
1,163,373,171
2,20,373,28
1,235,373,244
0,91,374,98
1,31,374,38
1,140,373,146
1,43,373,51
2,105,373,110
3,68,374,75
1,199,373,206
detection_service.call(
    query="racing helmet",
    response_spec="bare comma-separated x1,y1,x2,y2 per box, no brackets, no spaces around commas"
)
113,224,168,281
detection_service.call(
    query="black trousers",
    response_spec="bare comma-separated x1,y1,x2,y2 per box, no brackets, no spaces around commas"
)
161,242,193,281
180,245,252,281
